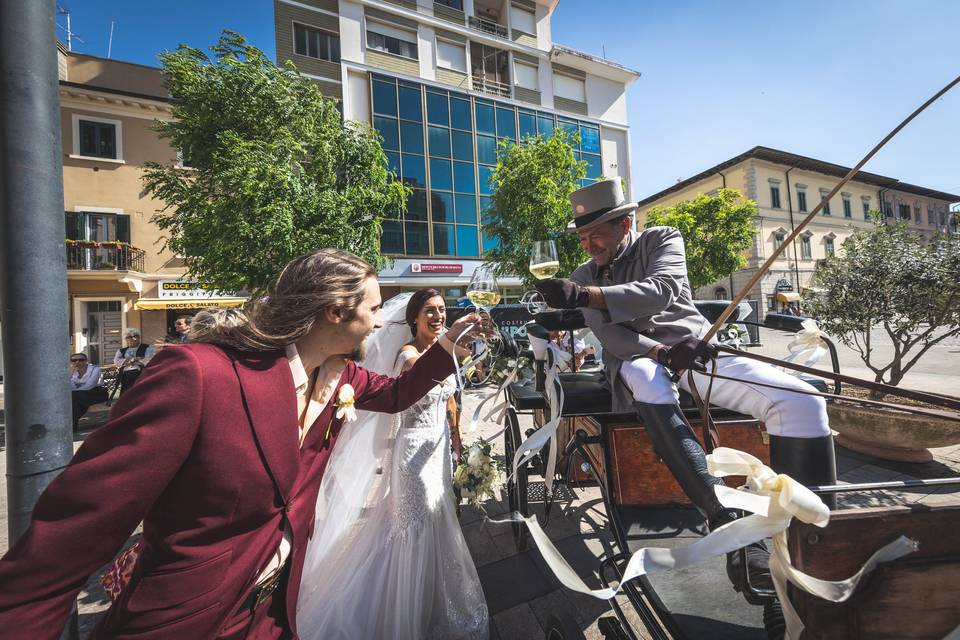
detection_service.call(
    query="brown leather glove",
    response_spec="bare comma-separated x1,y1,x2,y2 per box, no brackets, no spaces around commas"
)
657,337,717,372
534,278,591,309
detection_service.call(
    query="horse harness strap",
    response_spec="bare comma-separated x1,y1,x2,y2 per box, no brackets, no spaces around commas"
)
715,345,960,414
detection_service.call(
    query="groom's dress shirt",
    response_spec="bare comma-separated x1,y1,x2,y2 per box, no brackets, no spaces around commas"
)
255,344,345,586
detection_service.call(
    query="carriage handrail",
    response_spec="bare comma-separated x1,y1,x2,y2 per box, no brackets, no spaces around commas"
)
809,477,960,494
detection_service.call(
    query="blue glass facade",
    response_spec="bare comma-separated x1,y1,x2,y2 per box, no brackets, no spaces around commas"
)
372,74,604,258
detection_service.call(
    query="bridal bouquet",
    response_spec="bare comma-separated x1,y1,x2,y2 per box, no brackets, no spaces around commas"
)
453,440,502,508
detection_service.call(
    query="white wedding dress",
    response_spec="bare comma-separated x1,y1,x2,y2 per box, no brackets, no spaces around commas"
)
297,294,488,640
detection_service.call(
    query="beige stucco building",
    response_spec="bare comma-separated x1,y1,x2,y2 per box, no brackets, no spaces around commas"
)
637,146,960,318
57,45,244,364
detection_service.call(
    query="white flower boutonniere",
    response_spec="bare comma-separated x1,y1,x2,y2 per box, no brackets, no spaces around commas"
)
335,384,357,423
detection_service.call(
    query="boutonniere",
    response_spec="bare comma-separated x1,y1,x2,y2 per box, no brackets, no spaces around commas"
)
334,384,357,423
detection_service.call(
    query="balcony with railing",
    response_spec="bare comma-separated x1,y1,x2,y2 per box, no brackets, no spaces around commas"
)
471,74,511,98
468,16,508,39
66,240,146,272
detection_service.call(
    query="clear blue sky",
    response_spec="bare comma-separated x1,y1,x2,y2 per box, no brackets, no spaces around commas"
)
61,0,960,200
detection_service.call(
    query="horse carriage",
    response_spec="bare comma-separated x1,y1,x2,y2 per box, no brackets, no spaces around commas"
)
493,304,960,640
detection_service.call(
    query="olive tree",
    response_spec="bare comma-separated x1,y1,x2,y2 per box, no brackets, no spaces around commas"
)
805,217,960,391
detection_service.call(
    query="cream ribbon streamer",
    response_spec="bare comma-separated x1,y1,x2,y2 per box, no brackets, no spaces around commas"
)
780,318,828,376
508,335,565,497
497,447,918,640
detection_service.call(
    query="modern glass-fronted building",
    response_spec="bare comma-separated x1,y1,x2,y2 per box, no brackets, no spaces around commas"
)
274,0,638,299
371,74,603,259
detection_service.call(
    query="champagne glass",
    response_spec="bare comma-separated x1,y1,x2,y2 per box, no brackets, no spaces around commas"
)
466,264,501,312
466,264,500,358
528,239,560,312
529,240,560,281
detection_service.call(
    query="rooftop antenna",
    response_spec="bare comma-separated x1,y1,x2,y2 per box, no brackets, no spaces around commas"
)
56,4,84,51
602,44,606,59
107,21,114,58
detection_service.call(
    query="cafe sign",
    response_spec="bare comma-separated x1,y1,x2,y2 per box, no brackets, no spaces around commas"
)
158,281,237,299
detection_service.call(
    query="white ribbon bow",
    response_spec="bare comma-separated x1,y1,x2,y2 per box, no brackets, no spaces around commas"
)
781,318,828,375
501,447,917,640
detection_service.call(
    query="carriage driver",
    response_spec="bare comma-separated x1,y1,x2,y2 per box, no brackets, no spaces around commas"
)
535,179,837,597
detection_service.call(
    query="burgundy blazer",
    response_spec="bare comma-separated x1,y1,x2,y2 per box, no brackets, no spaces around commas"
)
0,340,455,639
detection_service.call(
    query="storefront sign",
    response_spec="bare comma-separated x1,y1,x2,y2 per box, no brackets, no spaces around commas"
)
410,263,463,274
158,281,237,299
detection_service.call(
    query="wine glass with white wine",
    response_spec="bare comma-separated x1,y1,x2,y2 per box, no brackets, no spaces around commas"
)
466,264,501,312
528,240,560,312
466,264,500,362
529,240,560,281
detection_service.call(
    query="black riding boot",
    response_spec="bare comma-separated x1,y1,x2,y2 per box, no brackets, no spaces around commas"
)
768,434,838,509
634,402,772,595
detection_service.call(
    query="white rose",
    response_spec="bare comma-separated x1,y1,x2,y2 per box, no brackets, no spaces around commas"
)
467,445,484,468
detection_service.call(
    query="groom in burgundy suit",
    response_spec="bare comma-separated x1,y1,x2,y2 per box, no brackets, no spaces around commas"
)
0,249,484,639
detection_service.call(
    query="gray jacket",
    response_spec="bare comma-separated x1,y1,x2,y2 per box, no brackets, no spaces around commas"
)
571,226,710,412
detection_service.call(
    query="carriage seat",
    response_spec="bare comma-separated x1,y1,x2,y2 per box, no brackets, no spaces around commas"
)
507,370,829,416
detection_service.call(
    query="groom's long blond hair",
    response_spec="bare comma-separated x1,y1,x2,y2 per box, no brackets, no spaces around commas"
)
190,248,377,351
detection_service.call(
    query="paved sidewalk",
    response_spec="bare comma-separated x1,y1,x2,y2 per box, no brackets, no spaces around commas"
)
3,387,960,638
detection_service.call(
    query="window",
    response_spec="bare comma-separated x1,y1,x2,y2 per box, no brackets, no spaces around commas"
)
885,204,893,218
435,0,463,9
770,185,781,209
436,39,466,72
510,6,536,33
767,296,777,311
773,232,786,250
863,201,871,219
797,190,807,212
801,236,812,259
820,191,831,216
914,205,922,225
294,24,340,62
899,204,911,221
714,287,727,300
73,115,121,160
843,198,852,218
514,61,538,90
553,73,585,102
825,237,835,258
928,206,936,225
366,23,418,59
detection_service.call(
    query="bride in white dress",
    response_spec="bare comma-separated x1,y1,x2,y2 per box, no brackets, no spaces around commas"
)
297,289,489,640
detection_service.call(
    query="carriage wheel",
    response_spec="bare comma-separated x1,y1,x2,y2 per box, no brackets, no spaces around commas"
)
543,612,586,640
504,407,530,551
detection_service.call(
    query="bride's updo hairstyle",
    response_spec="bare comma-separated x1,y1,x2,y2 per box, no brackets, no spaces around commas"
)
405,288,443,337
190,248,377,351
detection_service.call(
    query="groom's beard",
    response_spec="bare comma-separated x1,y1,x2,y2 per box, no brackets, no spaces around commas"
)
348,344,365,362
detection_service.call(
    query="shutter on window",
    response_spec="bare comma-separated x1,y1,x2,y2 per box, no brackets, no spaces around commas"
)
116,214,131,243
65,211,82,240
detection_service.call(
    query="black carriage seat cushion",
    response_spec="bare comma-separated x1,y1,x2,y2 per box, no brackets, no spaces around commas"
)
532,309,586,332
508,371,701,417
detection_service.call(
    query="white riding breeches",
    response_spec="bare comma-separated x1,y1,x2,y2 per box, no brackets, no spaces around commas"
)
619,354,831,438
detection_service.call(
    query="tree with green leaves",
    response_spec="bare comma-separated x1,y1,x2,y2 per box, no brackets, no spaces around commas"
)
805,217,960,393
142,31,407,293
482,133,587,287
643,189,757,290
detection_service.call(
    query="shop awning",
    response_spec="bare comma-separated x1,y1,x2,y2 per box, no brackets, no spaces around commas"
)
134,297,248,310
775,292,801,303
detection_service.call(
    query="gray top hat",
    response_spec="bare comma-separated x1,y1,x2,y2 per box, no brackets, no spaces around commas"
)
566,179,638,232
